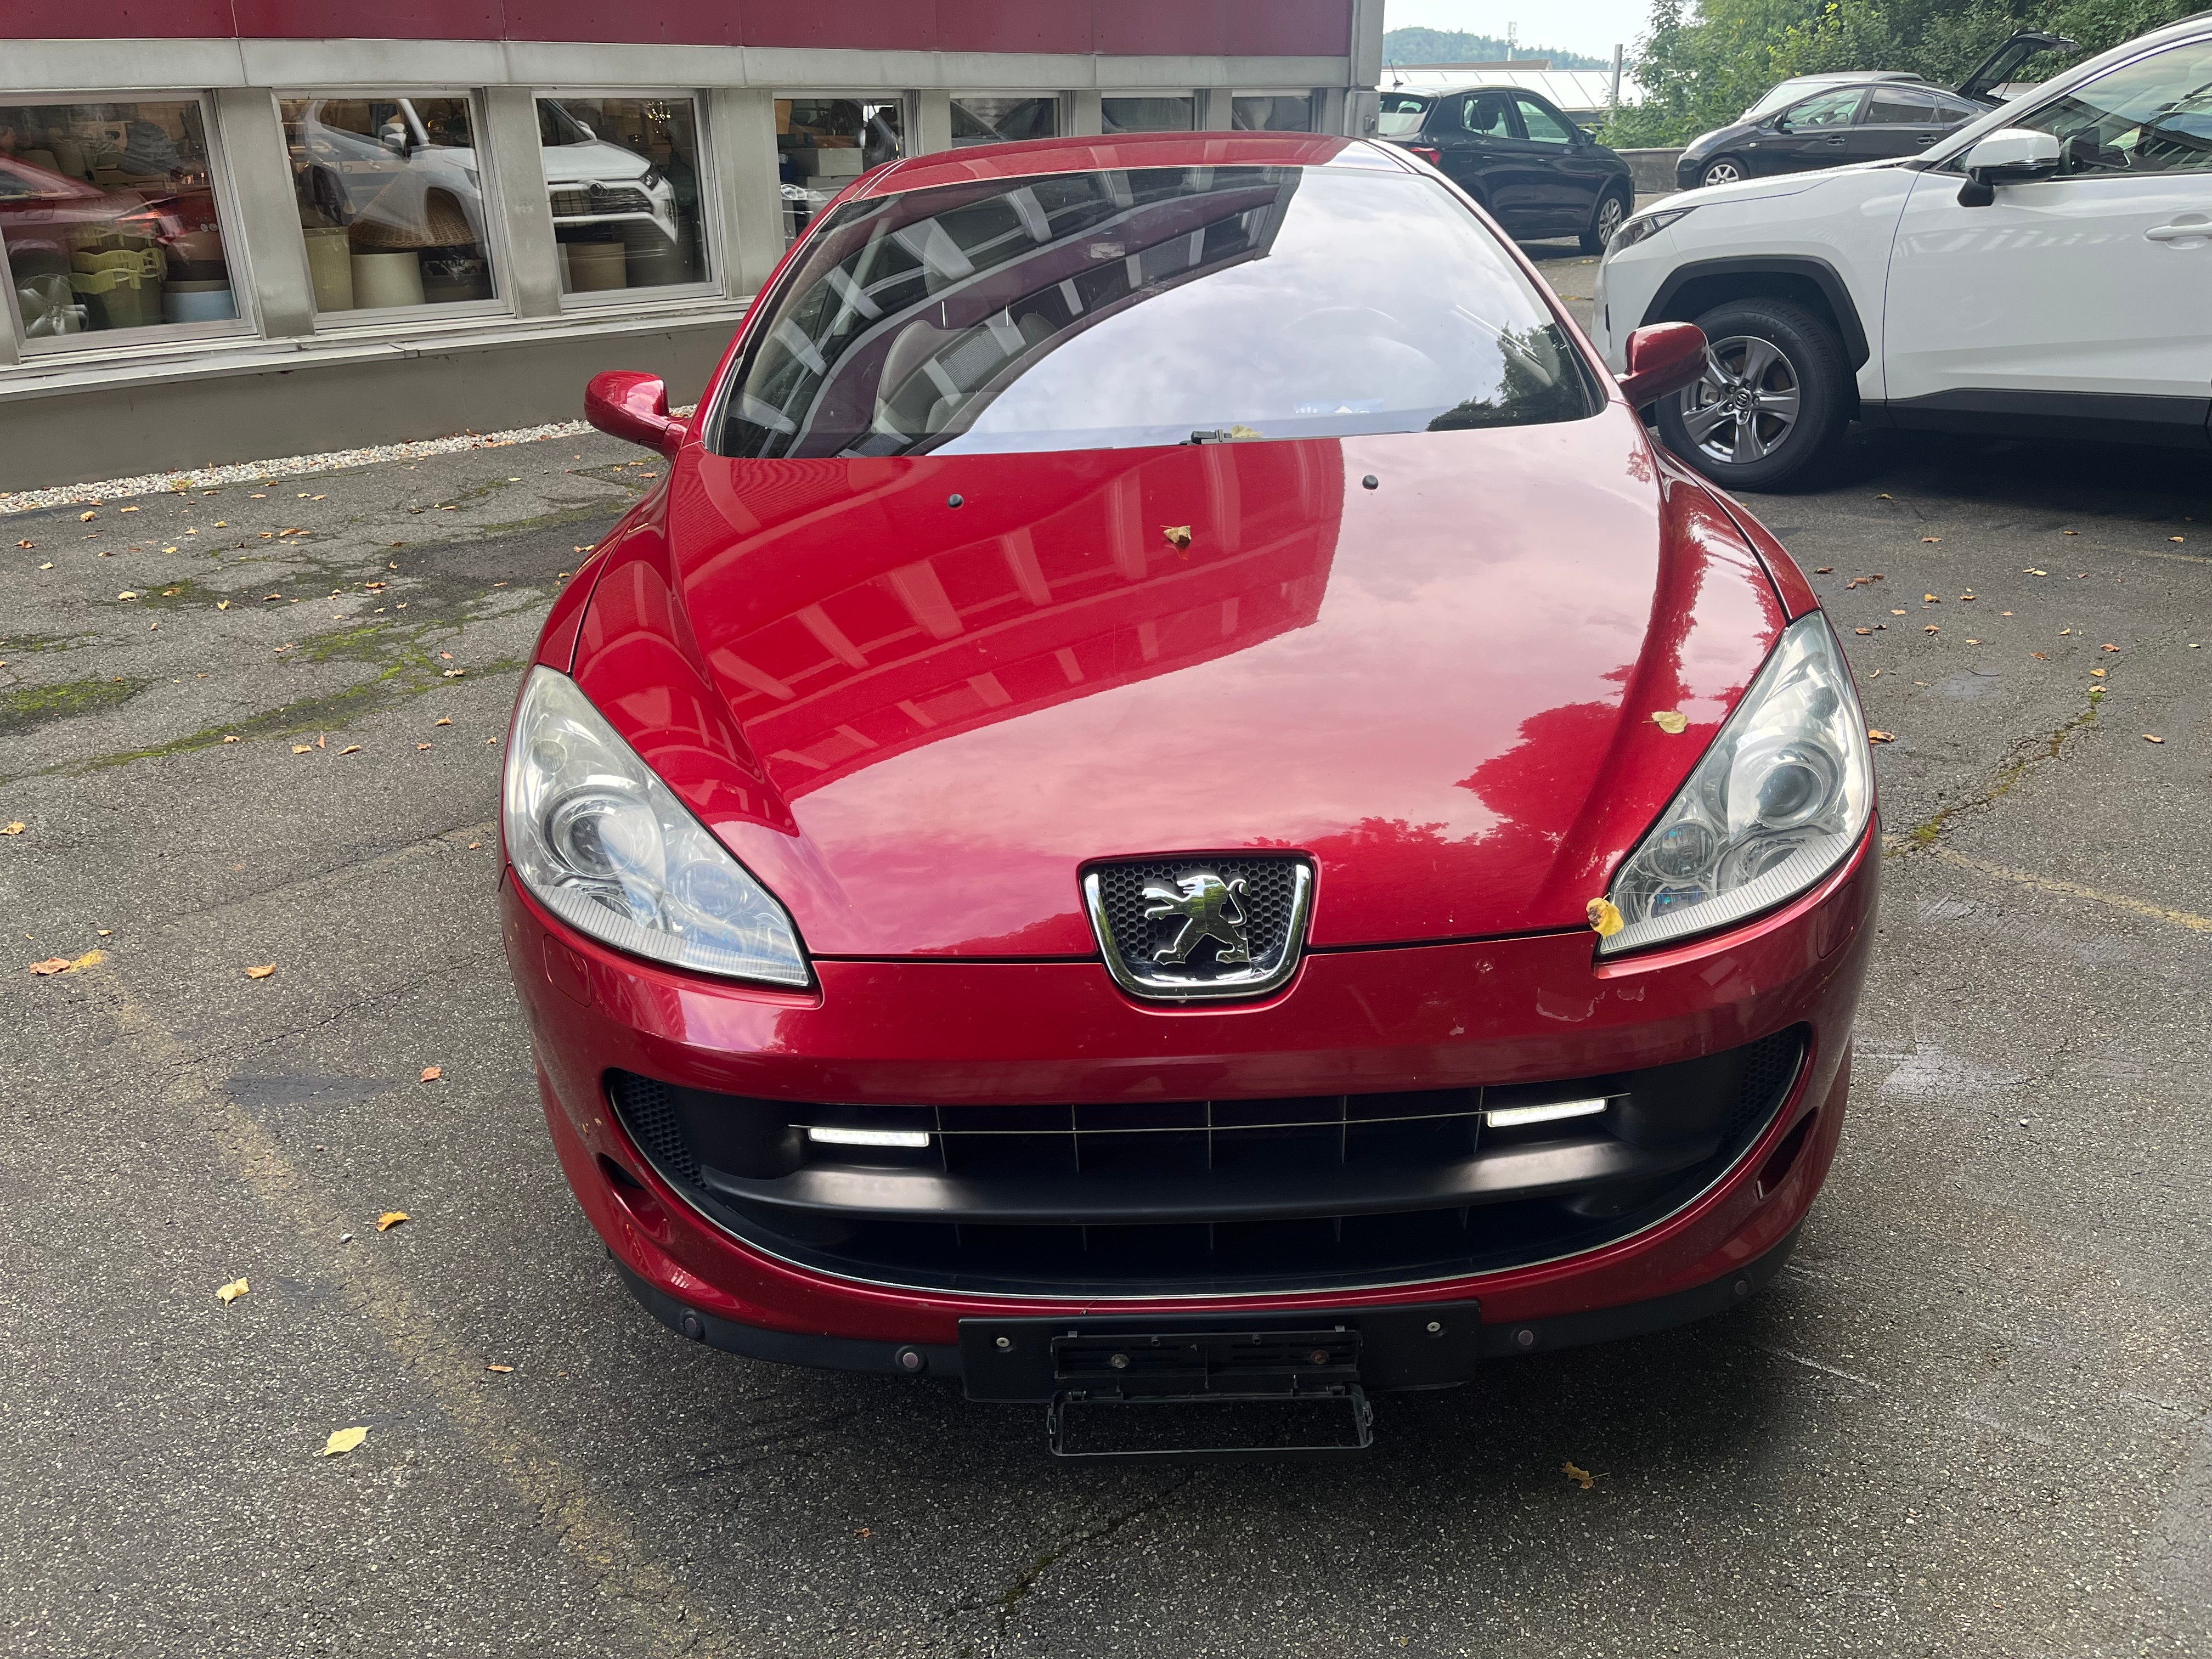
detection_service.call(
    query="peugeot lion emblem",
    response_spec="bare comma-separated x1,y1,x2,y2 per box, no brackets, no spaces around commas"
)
1082,856,1314,1003
1143,871,1252,965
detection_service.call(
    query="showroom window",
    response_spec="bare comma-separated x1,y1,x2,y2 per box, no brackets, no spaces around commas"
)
538,95,711,297
279,93,497,317
777,97,906,246
1103,97,1195,134
1233,95,1314,132
0,95,247,349
952,96,1059,146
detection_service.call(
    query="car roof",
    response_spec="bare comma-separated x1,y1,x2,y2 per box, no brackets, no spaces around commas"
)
1776,70,1926,86
853,131,1374,199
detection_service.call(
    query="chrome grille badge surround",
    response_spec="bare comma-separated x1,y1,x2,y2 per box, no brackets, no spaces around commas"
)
1082,855,1314,1002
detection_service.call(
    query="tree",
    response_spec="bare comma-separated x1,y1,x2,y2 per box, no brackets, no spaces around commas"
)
1602,0,2201,145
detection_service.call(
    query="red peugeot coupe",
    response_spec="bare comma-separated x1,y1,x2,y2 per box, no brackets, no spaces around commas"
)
500,131,1876,1453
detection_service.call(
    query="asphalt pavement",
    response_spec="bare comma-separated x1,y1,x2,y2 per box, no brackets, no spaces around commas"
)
3,270,2209,1657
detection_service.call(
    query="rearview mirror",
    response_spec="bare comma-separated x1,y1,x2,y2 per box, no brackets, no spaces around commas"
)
585,370,687,457
1957,126,2060,205
1617,321,1708,409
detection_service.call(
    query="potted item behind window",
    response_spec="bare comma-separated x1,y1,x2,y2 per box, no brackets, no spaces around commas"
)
419,246,492,303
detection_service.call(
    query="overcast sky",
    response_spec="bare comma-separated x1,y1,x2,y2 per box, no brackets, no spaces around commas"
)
1386,0,1656,62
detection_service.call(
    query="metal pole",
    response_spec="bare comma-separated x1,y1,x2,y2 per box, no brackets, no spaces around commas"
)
1611,43,1624,110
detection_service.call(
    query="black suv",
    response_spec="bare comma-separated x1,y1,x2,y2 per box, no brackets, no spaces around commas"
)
1379,86,1637,252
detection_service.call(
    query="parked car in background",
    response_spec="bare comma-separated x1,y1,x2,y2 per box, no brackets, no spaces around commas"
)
1678,30,2077,189
507,130,1874,1450
1379,86,1637,249
1598,15,2212,489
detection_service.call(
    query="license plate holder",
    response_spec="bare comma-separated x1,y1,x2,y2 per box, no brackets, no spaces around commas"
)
959,1300,1482,1415
1048,1385,1374,1458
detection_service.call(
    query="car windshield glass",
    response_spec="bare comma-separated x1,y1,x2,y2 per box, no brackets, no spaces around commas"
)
1745,81,1827,120
1376,94,1430,136
2005,37,2212,175
716,162,1599,459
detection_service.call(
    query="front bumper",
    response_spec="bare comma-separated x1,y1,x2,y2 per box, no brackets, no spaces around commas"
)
501,827,1875,1372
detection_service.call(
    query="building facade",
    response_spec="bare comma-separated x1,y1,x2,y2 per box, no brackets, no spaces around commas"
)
1,2,1385,487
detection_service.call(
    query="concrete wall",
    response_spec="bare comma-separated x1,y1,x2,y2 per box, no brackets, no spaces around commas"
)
1615,148,1686,195
0,313,738,489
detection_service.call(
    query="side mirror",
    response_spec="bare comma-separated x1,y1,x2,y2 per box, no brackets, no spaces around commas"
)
585,370,686,458
1956,126,2060,205
1618,321,1709,408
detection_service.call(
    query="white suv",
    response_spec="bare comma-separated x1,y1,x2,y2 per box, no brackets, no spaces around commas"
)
1593,14,2212,488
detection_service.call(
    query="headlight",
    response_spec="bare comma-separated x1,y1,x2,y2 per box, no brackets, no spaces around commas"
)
1601,612,1871,955
503,666,810,986
1607,205,1695,256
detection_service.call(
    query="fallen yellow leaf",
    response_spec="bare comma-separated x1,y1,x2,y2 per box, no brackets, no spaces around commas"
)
2145,733,2165,743
223,735,241,744
420,1066,442,1082
79,510,95,522
320,1426,369,1458
245,963,276,979
1161,524,1193,550
376,1211,409,1232
1585,898,1623,938
1868,730,1895,743
1650,710,1689,735
337,744,361,755
2,822,23,835
1564,1461,1596,1490
487,1363,514,1374
2090,667,2106,678
434,717,452,726
28,957,72,976
216,1277,249,1304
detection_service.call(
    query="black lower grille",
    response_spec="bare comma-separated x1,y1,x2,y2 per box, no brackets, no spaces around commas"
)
606,1028,1805,1297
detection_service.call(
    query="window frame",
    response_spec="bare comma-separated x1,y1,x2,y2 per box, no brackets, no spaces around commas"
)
1230,92,1319,133
1099,92,1199,135
1939,31,2212,180
1511,94,1580,146
772,90,917,250
1457,91,1519,140
273,85,512,333
1778,86,1869,131
0,86,259,360
949,92,1068,148
530,88,723,313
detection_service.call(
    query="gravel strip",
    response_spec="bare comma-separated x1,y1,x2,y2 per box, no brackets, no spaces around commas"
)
0,409,691,513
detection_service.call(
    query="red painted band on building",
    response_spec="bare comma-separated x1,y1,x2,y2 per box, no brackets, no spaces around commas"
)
8,1,1353,56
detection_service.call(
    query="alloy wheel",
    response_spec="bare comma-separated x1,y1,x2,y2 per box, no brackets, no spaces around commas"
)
1595,193,1627,244
1701,160,1742,187
1678,335,1803,466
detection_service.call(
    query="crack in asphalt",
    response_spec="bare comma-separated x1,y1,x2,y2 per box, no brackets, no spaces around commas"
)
941,1468,1195,1643
1891,686,2104,854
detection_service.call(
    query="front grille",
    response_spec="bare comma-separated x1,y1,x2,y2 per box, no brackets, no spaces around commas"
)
551,184,654,218
605,1028,1807,1297
1084,854,1312,1001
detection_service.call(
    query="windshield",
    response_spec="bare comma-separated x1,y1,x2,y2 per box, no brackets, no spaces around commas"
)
1377,94,1431,137
715,161,1599,459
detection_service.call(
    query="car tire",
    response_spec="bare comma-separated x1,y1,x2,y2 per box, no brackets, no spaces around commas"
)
1700,157,1746,188
1581,187,1632,254
1652,298,1850,492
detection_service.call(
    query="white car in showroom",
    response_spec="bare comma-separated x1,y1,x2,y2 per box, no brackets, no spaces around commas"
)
1594,13,2212,488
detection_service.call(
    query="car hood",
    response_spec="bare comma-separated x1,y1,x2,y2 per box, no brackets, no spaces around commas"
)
542,142,654,188
1643,156,1909,216
571,407,1786,957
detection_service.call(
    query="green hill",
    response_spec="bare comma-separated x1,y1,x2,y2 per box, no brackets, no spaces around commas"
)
1382,26,1613,70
